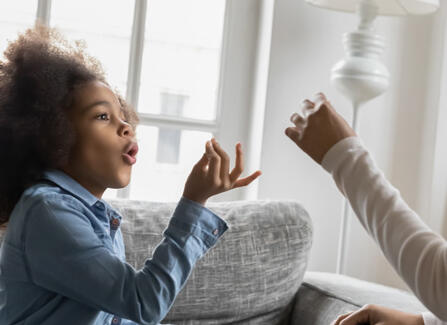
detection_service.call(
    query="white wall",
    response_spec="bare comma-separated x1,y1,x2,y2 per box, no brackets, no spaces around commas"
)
255,0,446,290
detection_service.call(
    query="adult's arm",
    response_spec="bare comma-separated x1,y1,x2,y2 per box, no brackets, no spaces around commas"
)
321,136,447,323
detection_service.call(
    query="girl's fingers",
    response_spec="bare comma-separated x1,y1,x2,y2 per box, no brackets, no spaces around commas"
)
233,170,262,189
229,142,244,183
194,153,209,173
211,138,230,186
206,140,221,183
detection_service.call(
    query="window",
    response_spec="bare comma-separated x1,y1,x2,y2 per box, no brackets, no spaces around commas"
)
1,0,261,202
137,0,225,121
130,126,212,201
51,0,135,199
51,0,133,96
0,1,37,54
156,93,189,164
125,0,226,201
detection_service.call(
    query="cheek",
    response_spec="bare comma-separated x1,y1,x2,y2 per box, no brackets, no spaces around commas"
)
91,140,118,162
79,133,118,166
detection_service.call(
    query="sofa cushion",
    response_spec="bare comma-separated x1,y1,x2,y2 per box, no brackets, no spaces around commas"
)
290,271,428,325
107,199,313,325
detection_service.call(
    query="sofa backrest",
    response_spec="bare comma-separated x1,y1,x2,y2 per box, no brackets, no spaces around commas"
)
107,199,313,325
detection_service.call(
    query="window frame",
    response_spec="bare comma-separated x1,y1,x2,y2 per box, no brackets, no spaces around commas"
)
33,0,265,202
119,0,228,198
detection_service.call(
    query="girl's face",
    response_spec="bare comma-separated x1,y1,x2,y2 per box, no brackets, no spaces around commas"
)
61,80,138,198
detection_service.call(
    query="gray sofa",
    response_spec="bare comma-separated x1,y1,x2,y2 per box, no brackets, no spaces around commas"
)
0,198,428,324
106,199,428,325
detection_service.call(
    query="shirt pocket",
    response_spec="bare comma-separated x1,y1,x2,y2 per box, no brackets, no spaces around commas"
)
94,231,115,252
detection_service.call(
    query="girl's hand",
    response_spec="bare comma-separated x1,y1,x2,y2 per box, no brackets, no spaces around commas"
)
285,93,357,165
183,138,262,206
332,304,424,325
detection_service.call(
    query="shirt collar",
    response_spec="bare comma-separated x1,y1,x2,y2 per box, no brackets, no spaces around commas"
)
40,168,100,207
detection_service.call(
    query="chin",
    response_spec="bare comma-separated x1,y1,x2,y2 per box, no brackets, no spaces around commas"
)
112,169,132,188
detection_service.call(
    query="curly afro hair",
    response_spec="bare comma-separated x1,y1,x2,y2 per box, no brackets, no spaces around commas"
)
0,24,139,227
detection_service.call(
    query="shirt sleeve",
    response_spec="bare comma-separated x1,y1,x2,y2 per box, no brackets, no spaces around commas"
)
321,136,447,321
423,312,447,325
24,195,228,325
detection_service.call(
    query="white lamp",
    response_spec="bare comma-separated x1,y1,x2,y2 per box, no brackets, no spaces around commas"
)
304,0,440,274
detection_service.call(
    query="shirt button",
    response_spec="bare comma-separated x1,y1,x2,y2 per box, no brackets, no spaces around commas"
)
112,317,119,324
213,229,219,236
111,218,120,227
95,202,104,210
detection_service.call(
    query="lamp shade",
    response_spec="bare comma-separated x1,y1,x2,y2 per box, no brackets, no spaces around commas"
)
305,0,440,16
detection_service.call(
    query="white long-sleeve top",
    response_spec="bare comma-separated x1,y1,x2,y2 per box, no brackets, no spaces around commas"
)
320,136,447,325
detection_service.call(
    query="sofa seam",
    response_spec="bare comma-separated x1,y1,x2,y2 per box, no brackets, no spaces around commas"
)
301,282,363,308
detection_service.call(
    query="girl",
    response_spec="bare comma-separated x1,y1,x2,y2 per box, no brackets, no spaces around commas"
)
286,93,446,325
0,25,261,325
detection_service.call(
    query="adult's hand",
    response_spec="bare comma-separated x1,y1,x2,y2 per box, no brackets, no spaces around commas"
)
285,93,357,165
331,304,424,325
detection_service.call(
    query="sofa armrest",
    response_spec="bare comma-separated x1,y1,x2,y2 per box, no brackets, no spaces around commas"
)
290,271,428,325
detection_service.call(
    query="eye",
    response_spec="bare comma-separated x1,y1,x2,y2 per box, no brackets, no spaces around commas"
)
96,113,109,121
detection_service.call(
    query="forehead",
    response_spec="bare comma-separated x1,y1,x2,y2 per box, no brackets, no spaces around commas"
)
72,80,119,109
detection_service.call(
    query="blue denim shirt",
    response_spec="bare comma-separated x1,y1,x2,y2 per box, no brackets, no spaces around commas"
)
0,169,228,325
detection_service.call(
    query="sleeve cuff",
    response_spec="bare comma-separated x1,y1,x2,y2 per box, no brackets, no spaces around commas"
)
167,196,228,249
321,136,365,173
422,312,447,325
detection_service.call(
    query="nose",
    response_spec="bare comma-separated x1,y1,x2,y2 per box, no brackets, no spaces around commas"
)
119,120,135,138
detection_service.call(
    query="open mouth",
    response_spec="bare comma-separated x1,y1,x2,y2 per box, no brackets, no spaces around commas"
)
123,142,139,165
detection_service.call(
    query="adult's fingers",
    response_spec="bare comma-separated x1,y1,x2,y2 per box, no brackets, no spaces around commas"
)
314,92,327,100
302,98,315,108
211,138,230,187
290,110,307,141
312,92,327,105
206,140,221,183
229,142,244,184
233,170,262,188
339,309,370,325
302,94,327,119
331,312,354,325
290,112,307,126
285,126,303,144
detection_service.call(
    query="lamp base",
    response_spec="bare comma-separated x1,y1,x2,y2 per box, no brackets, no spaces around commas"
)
332,0,390,275
331,0,390,106
331,29,390,106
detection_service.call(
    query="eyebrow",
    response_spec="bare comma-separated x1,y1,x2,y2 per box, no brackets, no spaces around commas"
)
82,100,124,116
81,100,112,113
